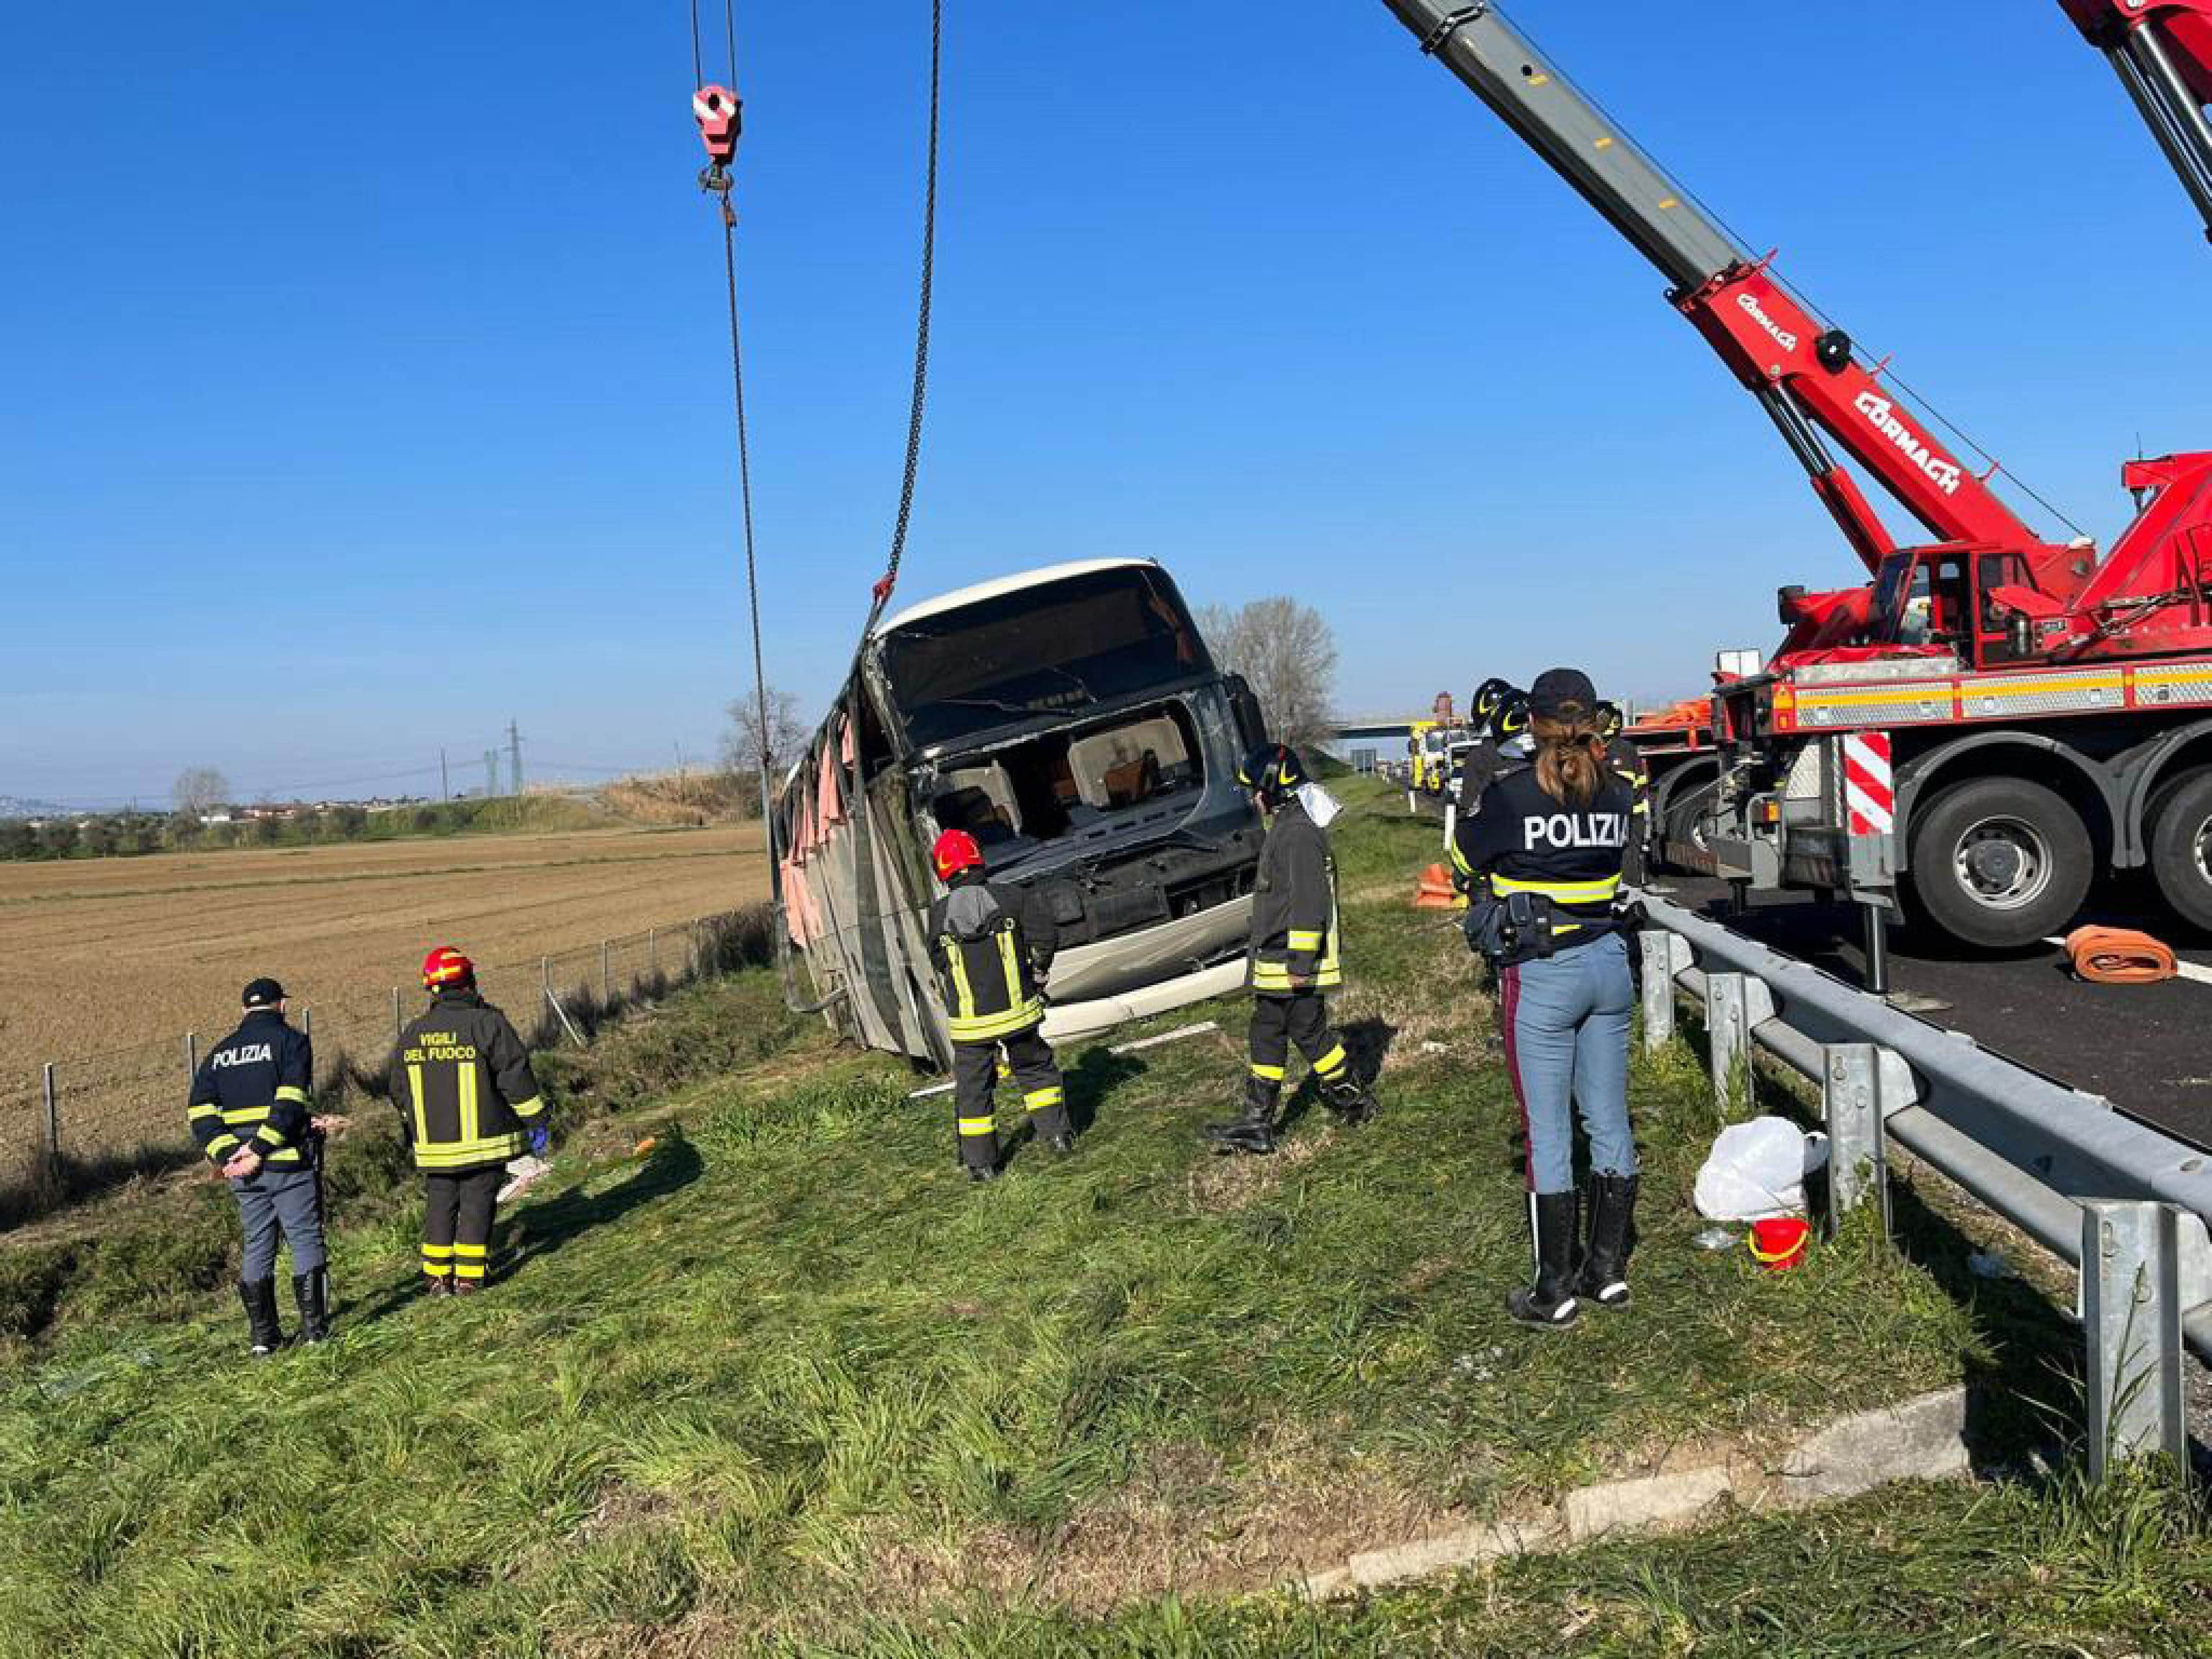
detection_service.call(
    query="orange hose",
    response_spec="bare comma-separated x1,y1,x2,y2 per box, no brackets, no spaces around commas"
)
2064,925,2178,985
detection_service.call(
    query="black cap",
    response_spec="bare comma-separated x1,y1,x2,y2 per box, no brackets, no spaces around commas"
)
1529,667,1598,723
242,977,286,1010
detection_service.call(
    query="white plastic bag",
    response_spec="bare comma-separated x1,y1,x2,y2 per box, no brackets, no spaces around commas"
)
1692,1117,1830,1220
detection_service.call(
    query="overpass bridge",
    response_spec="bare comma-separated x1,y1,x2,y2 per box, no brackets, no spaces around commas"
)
1328,716,1421,743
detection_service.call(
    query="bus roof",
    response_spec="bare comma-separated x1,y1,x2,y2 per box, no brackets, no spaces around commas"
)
873,558,1163,638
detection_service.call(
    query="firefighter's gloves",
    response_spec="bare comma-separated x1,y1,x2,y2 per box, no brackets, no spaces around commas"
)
528,1127,552,1159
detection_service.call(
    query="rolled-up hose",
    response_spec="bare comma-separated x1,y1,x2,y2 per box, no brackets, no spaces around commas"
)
2063,925,2177,985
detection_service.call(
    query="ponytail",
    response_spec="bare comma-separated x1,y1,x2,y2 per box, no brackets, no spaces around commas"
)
1532,714,1606,809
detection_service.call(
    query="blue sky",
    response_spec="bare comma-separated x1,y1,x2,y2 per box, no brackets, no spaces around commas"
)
3,1,2206,806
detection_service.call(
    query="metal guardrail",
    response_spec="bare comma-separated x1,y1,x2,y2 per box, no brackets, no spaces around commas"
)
1638,895,2211,1478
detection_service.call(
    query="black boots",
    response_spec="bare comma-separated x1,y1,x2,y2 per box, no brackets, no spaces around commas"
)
1576,1172,1639,1308
1203,1077,1279,1155
292,1268,330,1344
238,1279,285,1356
1044,1130,1076,1156
1323,1075,1377,1126
1506,1191,1581,1330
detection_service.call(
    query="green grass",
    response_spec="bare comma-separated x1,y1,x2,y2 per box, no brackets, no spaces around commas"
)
0,778,2196,1656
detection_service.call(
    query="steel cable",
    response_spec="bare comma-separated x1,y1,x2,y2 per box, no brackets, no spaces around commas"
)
863,0,943,637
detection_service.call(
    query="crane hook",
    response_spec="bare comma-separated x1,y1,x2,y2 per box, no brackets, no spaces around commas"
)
693,84,742,212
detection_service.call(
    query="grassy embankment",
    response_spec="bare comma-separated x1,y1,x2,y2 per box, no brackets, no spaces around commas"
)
0,778,2201,1655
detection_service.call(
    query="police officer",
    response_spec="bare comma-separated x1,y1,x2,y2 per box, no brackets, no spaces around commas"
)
926,829,1072,1181
186,977,328,1354
1594,701,1653,886
1455,669,1640,1329
390,947,548,1295
1205,744,1376,1154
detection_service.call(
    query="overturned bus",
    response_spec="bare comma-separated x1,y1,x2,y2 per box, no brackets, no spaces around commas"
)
774,559,1268,1064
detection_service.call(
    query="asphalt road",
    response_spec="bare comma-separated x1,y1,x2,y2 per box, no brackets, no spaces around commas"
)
1653,876,2212,1151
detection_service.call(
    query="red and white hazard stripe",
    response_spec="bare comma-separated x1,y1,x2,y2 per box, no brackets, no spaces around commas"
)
1843,731,1894,836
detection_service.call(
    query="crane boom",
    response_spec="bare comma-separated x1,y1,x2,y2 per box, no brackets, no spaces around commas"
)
1382,0,2082,621
2064,0,2212,242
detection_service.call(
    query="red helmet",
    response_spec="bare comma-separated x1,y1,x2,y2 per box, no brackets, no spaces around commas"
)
931,828,984,881
421,945,475,990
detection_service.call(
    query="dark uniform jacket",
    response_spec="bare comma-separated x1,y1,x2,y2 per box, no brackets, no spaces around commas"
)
1606,736,1653,884
927,873,1059,1045
388,990,546,1172
188,1010,315,1168
1456,763,1635,950
1248,796,1342,995
1451,729,1539,884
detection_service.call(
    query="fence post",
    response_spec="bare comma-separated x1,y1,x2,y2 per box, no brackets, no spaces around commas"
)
42,1063,60,1179
1820,1042,1902,1239
302,1007,312,1040
541,956,551,998
185,1031,197,1079
2081,1200,2190,1480
1703,971,1774,1120
392,986,403,1043
648,927,657,978
602,940,613,1002
1638,931,1692,1053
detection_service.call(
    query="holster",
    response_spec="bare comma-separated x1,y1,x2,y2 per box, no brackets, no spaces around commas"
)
1465,891,1559,966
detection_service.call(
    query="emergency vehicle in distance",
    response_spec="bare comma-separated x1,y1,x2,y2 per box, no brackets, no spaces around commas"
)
773,559,1269,1062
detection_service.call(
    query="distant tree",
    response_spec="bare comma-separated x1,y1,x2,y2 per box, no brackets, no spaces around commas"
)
410,805,441,834
0,821,35,860
37,822,78,859
721,687,809,808
77,819,117,858
331,805,369,839
251,813,283,845
163,812,201,851
1197,596,1339,756
171,767,229,819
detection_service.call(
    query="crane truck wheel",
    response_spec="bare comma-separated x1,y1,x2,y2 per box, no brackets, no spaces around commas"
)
1906,777,2090,949
1659,772,1719,870
2147,769,2212,933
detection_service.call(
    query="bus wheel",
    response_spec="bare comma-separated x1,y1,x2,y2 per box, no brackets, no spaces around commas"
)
1907,777,2090,949
2149,769,2212,933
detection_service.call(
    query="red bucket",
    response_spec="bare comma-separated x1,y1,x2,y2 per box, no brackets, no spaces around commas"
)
1747,1215,1811,1270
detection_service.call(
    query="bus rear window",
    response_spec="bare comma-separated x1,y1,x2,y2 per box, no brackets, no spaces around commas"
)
879,568,1211,749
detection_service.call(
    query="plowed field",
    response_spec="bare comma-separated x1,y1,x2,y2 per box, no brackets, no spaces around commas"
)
0,824,768,1088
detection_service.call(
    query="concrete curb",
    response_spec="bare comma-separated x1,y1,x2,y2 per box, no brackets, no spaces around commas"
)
1299,1384,1970,1599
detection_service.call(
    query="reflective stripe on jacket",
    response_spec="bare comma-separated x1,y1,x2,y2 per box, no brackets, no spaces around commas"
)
187,1012,314,1166
1457,763,1634,948
927,875,1058,1044
388,991,546,1171
1247,798,1341,994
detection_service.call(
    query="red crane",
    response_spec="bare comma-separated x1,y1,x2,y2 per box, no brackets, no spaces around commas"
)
1382,1,2212,674
2062,0,2212,242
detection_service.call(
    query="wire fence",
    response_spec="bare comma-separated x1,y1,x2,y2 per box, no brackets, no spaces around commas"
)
1,907,774,1216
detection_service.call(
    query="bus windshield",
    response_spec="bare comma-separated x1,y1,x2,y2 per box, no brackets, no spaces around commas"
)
878,566,1213,750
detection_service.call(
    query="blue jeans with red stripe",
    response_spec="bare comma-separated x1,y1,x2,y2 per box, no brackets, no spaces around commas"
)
1500,931,1636,1195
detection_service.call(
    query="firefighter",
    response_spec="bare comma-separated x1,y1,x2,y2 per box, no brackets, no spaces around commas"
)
1469,675,1516,739
1205,743,1376,1154
187,977,328,1354
925,829,1071,1181
1456,668,1640,1330
389,947,549,1295
1449,688,1534,895
1595,700,1653,885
